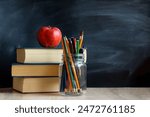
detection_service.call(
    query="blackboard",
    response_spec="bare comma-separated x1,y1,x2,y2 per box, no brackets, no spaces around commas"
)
0,0,150,88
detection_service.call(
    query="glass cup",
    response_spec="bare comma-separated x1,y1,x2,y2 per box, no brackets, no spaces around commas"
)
61,52,87,96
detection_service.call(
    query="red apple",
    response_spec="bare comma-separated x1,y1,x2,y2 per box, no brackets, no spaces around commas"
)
37,26,62,48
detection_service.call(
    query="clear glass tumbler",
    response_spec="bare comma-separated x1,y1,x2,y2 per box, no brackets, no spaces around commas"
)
61,53,87,96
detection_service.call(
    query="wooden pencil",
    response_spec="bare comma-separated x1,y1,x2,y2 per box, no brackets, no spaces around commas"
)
76,39,80,54
62,39,73,90
66,39,80,89
73,38,76,54
79,31,84,48
63,37,76,89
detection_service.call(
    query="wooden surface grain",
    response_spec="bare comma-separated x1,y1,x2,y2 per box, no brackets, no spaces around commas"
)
0,88,150,100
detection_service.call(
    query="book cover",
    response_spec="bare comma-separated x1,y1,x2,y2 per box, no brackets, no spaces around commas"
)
11,64,62,77
17,48,63,63
13,77,61,93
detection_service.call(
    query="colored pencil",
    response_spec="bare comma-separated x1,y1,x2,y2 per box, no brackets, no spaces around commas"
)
73,38,76,54
76,39,80,54
79,31,84,48
63,36,76,89
68,39,74,54
66,39,80,89
62,39,73,90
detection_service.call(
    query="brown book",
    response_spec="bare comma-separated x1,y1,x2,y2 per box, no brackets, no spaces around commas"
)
11,64,62,77
17,48,63,63
13,77,61,93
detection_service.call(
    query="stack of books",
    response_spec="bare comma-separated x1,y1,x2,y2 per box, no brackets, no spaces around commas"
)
11,48,63,93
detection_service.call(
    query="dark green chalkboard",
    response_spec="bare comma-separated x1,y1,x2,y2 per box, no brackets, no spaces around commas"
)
0,0,150,88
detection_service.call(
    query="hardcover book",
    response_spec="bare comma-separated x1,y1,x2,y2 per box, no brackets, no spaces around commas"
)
11,64,62,77
13,77,61,93
17,48,63,63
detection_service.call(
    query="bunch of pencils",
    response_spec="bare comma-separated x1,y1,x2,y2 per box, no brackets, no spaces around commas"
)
61,31,84,95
